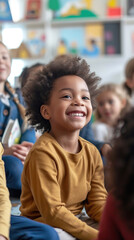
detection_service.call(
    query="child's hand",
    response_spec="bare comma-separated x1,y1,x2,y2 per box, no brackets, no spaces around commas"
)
0,235,7,240
20,141,33,150
3,141,33,164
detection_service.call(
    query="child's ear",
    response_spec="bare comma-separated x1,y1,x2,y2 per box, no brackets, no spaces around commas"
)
40,105,50,120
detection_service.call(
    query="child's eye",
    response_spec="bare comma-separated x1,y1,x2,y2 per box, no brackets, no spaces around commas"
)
62,95,71,99
3,56,8,60
98,102,104,107
82,96,90,100
109,99,114,104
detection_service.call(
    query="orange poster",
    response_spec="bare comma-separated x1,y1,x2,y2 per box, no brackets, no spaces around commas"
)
25,0,41,19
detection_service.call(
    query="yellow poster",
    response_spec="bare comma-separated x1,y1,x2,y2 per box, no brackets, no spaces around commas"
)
85,23,104,55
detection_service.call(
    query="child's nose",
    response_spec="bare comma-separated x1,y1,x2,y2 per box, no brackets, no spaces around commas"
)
104,103,110,109
72,98,84,106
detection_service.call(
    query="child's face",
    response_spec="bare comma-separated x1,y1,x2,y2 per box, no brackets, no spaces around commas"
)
0,43,11,82
41,75,92,134
97,91,125,124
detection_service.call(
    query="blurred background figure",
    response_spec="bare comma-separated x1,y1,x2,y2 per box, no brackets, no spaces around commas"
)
18,62,44,90
123,57,134,107
0,41,36,198
97,107,134,240
92,83,130,143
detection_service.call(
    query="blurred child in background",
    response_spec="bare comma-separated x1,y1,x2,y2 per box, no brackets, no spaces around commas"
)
18,63,44,90
18,63,44,139
0,41,36,197
97,107,134,240
92,83,130,143
123,57,134,106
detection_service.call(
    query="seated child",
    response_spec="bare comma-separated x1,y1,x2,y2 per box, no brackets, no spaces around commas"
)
20,54,107,240
0,142,59,240
0,41,36,197
97,107,134,240
92,83,130,143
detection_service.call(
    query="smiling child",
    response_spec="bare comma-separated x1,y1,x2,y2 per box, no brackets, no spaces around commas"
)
20,55,107,240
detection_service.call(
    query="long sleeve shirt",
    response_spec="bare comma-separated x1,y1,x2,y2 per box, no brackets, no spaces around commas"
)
0,143,11,239
20,132,107,240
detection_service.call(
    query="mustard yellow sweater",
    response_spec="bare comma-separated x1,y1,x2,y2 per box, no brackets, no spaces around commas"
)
0,143,11,240
20,133,107,240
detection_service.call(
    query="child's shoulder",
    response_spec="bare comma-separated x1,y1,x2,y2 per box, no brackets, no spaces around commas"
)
79,137,102,165
79,136,99,152
33,132,56,149
24,132,57,165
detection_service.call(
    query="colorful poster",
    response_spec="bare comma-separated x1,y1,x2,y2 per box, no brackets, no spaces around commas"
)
49,0,97,19
56,27,85,56
26,29,46,57
25,0,41,19
0,0,12,21
56,24,105,58
82,23,104,57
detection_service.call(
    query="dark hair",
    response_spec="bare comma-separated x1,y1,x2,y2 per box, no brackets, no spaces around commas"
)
123,58,134,96
123,82,132,96
22,55,101,132
19,63,44,89
125,58,134,79
108,108,134,227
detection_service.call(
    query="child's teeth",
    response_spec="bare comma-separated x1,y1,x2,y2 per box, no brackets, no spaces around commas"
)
71,113,83,116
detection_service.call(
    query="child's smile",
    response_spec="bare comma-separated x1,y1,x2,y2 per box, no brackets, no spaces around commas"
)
66,111,86,118
42,75,92,135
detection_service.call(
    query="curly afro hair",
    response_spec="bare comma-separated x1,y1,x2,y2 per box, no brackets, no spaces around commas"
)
22,55,101,132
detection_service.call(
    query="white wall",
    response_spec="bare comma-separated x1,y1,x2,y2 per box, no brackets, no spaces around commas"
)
86,57,126,85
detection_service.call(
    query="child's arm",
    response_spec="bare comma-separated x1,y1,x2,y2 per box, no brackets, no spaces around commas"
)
85,148,107,221
3,141,33,164
0,143,11,240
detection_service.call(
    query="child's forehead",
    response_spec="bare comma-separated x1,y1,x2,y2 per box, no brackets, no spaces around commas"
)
53,75,89,91
97,90,123,102
97,90,116,98
54,75,86,84
0,44,9,54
